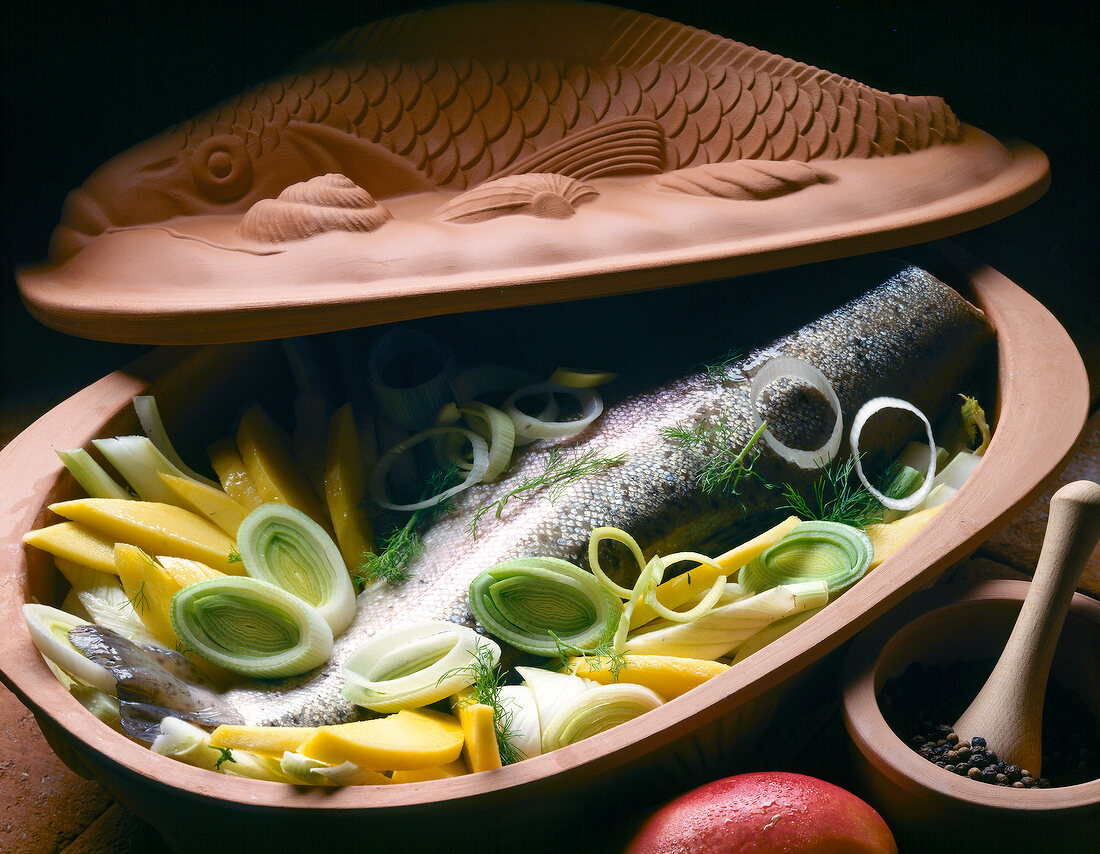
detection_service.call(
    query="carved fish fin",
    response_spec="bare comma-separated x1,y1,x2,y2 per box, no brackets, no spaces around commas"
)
282,120,438,197
649,160,835,200
496,116,665,180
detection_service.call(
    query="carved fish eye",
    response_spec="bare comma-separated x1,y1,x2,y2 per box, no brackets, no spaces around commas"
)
191,134,252,202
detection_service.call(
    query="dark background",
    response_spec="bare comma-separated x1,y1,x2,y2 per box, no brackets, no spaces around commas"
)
3,0,1096,419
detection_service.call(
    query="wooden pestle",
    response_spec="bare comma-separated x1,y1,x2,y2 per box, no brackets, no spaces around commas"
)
953,480,1100,776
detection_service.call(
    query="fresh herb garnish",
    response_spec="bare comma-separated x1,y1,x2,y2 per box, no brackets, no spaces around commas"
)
702,349,744,386
441,642,524,766
357,467,460,586
228,548,242,564
661,418,768,496
125,579,149,615
551,633,628,681
466,448,626,536
778,454,884,527
212,746,236,770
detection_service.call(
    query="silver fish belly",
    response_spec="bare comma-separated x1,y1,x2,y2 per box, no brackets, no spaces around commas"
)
224,264,993,726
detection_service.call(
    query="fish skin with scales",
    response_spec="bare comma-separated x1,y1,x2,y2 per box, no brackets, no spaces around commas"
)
223,264,994,726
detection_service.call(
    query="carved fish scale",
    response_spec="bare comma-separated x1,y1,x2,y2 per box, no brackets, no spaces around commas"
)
46,2,965,261
176,3,960,192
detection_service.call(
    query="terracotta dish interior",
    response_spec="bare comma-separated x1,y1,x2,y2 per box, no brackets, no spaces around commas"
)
842,580,1100,852
15,1,1049,345
0,242,1089,850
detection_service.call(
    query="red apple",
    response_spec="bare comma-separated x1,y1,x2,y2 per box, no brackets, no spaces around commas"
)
625,771,897,854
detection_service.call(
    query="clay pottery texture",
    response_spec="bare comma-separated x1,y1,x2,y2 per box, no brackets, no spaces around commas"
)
842,579,1100,853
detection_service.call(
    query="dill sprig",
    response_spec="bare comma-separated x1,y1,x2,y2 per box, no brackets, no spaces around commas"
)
778,454,884,527
357,467,460,587
212,746,236,770
125,579,149,615
442,642,524,766
701,348,744,386
551,633,628,681
661,419,768,496
227,548,242,564
466,448,626,536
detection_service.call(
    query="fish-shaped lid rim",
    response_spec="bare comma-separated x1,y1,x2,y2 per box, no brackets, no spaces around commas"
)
15,1,1050,345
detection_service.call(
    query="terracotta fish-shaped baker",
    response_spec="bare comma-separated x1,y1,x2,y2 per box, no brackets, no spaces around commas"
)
50,1,961,260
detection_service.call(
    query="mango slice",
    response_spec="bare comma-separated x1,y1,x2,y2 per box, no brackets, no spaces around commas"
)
390,758,470,783
565,654,728,699
629,516,801,628
324,403,375,575
23,522,119,575
210,724,319,758
159,472,251,538
208,438,264,509
236,405,333,533
112,544,231,685
299,709,464,771
451,689,502,773
864,505,944,569
49,498,238,574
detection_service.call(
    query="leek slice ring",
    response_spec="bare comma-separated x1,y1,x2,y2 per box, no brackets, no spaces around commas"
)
738,521,873,595
341,620,497,712
469,557,622,656
503,382,604,441
850,396,937,511
750,357,842,469
368,426,489,511
170,576,334,678
237,503,357,636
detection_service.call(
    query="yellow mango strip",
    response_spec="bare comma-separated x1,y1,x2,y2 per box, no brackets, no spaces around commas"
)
391,758,470,783
450,688,502,773
565,654,728,700
629,516,802,628
236,405,333,534
324,403,376,576
156,555,229,584
210,724,319,759
113,544,234,687
49,498,239,575
158,472,251,538
864,505,944,569
299,709,464,771
22,522,119,576
208,438,264,509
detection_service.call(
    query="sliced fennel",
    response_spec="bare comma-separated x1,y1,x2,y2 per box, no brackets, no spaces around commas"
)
515,666,594,742
497,683,542,760
540,682,664,752
623,580,829,660
237,503,356,635
92,435,208,506
342,621,498,713
170,576,334,678
22,604,117,694
152,717,298,783
133,395,220,487
56,448,132,500
468,557,623,656
738,521,873,596
57,561,162,647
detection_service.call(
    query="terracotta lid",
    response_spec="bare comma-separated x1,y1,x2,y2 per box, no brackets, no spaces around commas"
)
15,1,1049,345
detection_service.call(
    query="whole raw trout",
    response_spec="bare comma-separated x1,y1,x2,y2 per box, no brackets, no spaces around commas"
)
224,264,993,725
51,1,960,260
